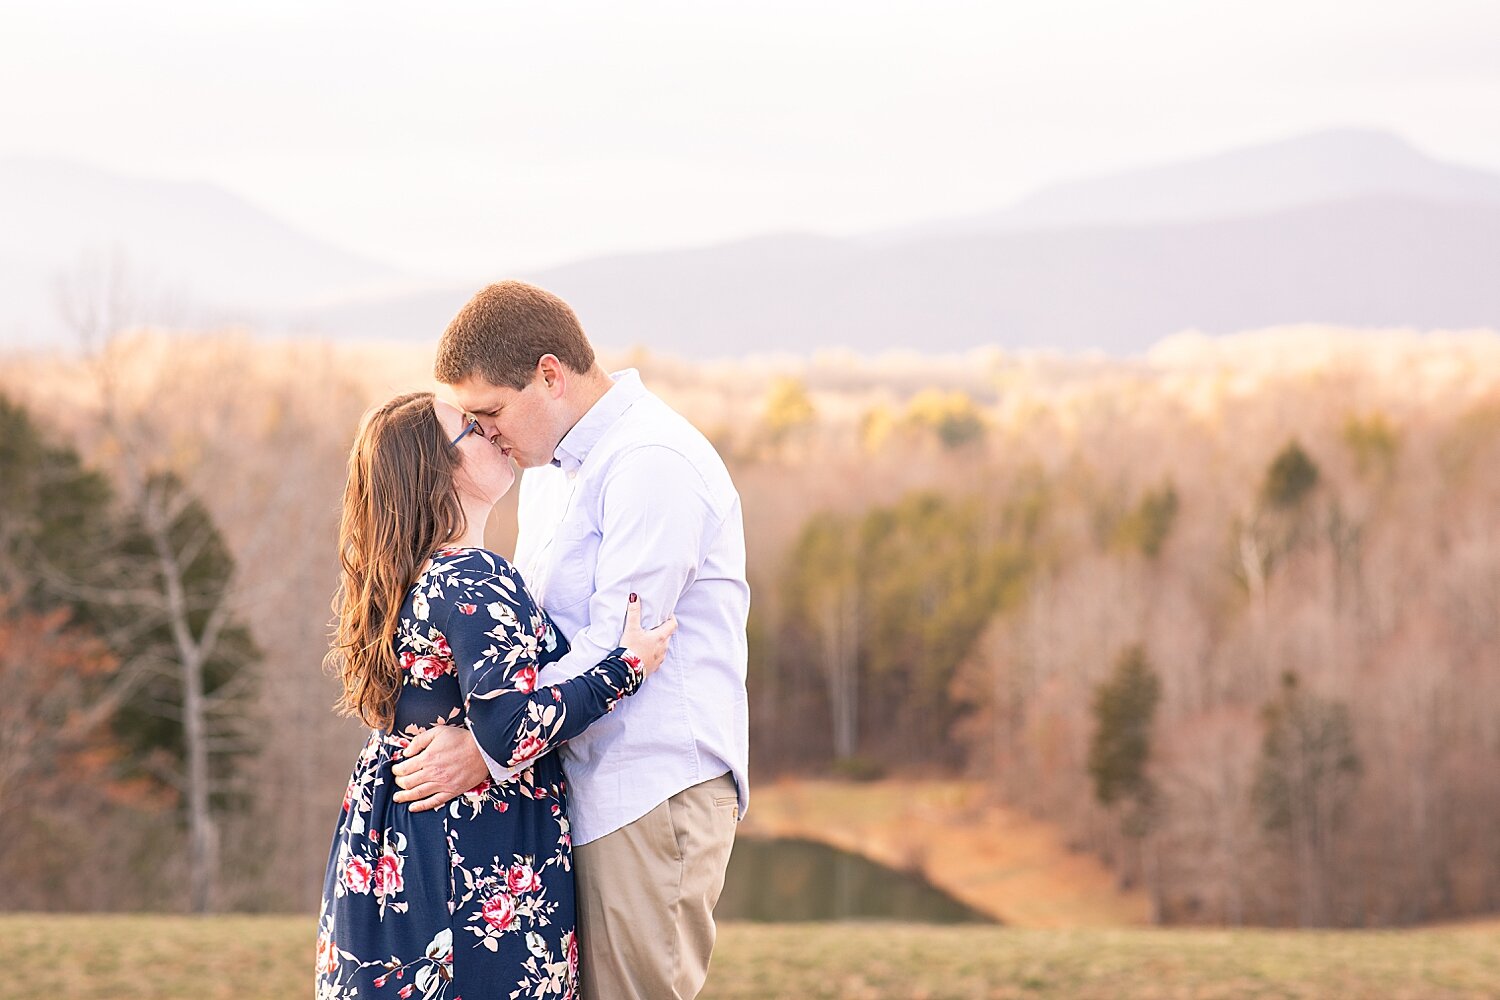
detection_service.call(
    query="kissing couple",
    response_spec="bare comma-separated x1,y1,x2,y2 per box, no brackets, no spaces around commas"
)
316,281,749,1000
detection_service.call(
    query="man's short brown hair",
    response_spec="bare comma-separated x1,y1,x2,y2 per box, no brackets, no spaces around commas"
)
434,281,596,389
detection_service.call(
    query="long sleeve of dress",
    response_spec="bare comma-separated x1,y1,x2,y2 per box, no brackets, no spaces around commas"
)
435,562,643,771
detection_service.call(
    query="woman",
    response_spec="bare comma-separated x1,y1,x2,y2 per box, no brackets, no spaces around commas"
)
316,391,674,1000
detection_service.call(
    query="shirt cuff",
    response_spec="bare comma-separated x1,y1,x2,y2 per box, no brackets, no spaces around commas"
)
474,731,527,785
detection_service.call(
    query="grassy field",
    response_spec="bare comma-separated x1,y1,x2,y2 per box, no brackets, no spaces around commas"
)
6,914,1500,999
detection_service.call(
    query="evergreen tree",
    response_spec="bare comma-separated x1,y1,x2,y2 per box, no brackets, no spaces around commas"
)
1260,440,1320,511
0,395,116,605
1237,441,1324,599
858,492,1025,763
902,390,986,449
1088,644,1162,836
1114,482,1179,559
1253,671,1361,925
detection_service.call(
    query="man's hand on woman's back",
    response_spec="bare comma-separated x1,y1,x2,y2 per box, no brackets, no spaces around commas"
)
392,723,490,813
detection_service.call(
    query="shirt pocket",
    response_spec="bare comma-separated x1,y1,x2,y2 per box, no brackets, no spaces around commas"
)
538,517,598,613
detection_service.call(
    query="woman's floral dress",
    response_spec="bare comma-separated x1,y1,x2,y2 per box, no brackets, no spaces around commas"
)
317,547,643,1000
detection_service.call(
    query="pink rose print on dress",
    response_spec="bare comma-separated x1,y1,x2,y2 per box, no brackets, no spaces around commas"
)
343,855,373,894
506,862,542,895
373,851,405,900
513,666,538,694
316,931,339,976
457,603,477,615
481,893,516,932
511,736,546,764
410,656,448,682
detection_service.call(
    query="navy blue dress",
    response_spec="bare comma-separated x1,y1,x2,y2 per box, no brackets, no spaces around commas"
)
317,547,642,1000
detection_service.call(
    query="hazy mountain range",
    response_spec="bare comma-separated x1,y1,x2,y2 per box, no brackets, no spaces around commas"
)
6,128,1500,356
0,156,403,345
885,128,1500,237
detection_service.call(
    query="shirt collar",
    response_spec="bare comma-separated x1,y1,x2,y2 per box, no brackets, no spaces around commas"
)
552,369,647,473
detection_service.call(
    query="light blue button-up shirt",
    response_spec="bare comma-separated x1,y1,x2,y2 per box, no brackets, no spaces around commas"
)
481,369,750,846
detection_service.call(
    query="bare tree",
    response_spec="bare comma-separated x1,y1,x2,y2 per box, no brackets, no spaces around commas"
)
53,257,283,912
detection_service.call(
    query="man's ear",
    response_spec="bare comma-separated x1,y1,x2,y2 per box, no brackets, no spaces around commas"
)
536,354,566,398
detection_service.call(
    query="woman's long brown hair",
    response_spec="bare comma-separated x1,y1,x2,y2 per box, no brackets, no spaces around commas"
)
326,391,467,730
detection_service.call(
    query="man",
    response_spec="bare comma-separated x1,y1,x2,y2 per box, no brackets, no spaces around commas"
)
391,280,749,1000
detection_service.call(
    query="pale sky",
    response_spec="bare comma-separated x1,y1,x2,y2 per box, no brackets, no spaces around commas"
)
4,0,1499,281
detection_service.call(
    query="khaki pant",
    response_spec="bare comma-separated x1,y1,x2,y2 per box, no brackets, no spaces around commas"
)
574,773,739,1000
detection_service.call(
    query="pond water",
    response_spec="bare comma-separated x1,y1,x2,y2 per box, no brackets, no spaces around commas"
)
715,836,996,924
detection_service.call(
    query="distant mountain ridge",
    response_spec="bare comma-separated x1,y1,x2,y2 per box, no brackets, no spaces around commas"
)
886,128,1500,238
544,195,1500,355
5,128,1500,356
0,156,407,345
280,128,1500,354
299,193,1500,357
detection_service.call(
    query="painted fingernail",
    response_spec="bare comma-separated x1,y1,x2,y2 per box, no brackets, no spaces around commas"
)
629,592,637,603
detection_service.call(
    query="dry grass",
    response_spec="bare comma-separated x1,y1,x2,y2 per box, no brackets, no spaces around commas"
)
6,915,1500,999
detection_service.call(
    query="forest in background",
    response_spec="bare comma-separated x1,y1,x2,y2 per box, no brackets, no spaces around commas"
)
3,322,1499,927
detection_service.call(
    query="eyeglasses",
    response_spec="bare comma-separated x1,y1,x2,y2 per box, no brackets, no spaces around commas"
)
451,417,481,446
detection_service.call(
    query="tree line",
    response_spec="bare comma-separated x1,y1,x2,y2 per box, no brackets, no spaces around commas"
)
746,350,1500,927
4,326,1499,925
